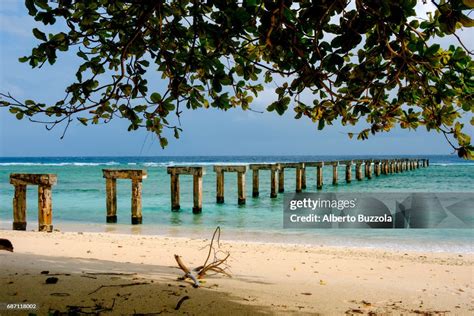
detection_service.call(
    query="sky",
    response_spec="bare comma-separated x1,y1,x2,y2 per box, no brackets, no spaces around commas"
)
0,0,472,157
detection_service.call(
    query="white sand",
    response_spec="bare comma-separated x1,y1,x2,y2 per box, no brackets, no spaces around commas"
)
0,230,472,315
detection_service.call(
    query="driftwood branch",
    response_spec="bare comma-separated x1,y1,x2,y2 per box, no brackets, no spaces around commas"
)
174,226,230,287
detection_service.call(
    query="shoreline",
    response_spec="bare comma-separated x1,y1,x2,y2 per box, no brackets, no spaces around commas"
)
0,220,472,254
0,230,472,314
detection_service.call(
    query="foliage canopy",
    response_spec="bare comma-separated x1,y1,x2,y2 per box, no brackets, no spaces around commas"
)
1,0,473,157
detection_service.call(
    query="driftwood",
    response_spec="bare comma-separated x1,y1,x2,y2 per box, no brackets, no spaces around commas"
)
174,226,230,288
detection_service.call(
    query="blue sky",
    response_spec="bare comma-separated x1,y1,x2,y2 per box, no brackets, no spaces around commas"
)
0,1,472,157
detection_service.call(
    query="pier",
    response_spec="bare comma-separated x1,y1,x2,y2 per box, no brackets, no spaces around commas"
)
7,159,429,228
10,173,57,232
102,169,147,224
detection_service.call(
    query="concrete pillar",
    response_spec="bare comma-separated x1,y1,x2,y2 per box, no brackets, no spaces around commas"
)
296,167,303,193
345,162,352,183
301,167,307,189
170,173,180,211
10,174,57,232
131,179,143,224
12,184,27,231
374,161,381,177
365,161,372,179
278,168,285,193
427,159,430,167
316,163,323,190
105,178,117,223
356,162,363,181
216,171,224,203
332,162,338,185
270,168,278,198
252,169,259,197
237,172,246,205
193,174,203,214
391,161,396,173
38,185,53,232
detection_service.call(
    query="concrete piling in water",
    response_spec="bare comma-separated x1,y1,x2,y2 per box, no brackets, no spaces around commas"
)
342,161,352,183
316,162,323,190
102,169,147,224
355,161,363,181
249,164,280,198
167,166,205,214
213,165,247,205
330,161,339,185
301,167,307,189
374,160,381,177
10,174,57,232
365,160,372,179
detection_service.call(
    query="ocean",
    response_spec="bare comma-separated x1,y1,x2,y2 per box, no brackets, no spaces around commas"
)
0,155,473,253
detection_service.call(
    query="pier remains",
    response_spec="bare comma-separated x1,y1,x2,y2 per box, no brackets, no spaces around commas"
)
102,169,147,224
10,173,57,232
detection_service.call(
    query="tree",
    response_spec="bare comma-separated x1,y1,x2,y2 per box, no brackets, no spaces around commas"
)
1,0,473,157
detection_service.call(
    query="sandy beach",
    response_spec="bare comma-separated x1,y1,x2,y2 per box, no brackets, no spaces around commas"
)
0,230,472,315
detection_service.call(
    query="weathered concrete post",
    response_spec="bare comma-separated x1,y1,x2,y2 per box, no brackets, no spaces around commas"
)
355,161,363,181
374,160,381,177
295,165,303,193
105,178,117,222
10,174,57,232
215,169,225,203
252,169,259,197
316,162,323,190
331,161,338,185
167,166,205,213
249,164,280,198
391,160,396,173
396,160,401,173
344,161,352,183
38,184,53,231
237,171,246,205
193,173,203,214
384,160,390,174
131,178,143,224
278,167,285,193
12,184,27,230
170,173,180,210
427,159,430,167
103,169,147,224
213,165,247,204
365,160,372,179
301,167,307,190
270,165,278,198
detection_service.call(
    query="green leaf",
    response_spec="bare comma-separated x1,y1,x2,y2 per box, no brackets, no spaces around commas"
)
32,28,47,41
77,117,88,126
425,44,440,57
25,0,37,16
159,137,168,148
150,92,161,103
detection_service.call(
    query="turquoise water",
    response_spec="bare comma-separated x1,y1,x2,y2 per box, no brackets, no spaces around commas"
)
0,155,473,252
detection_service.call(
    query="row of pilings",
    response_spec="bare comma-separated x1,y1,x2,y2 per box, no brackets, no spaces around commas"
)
8,158,429,231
